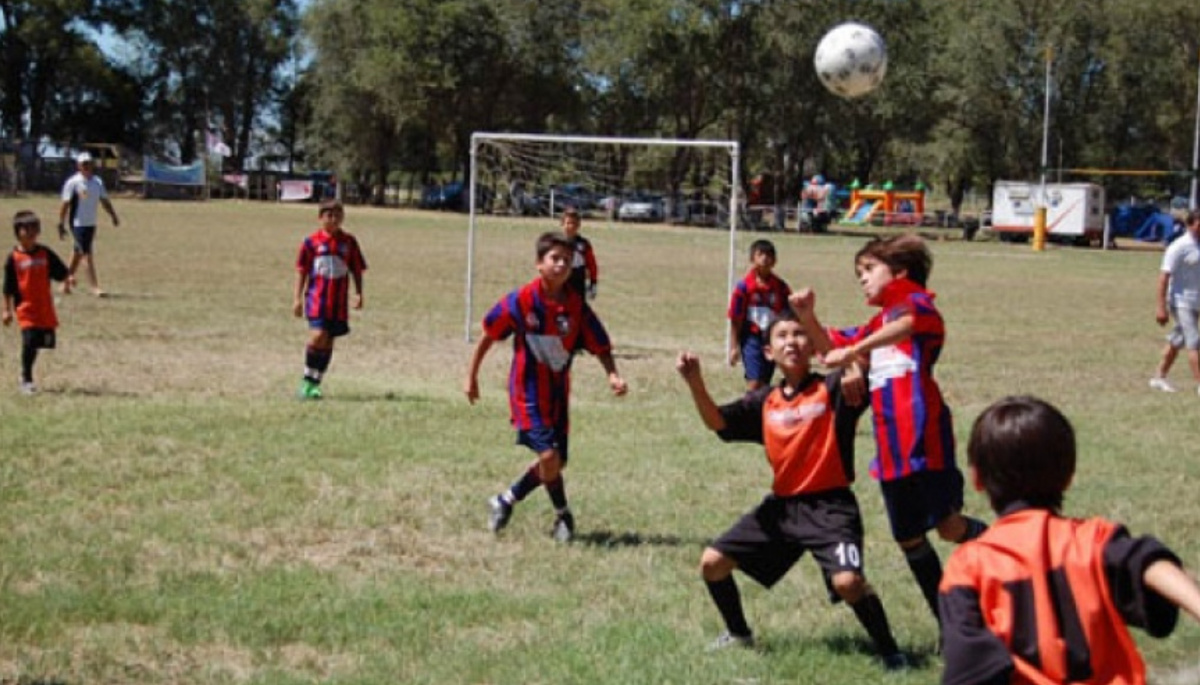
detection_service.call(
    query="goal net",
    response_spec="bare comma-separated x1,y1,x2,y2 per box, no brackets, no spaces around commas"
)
465,132,743,351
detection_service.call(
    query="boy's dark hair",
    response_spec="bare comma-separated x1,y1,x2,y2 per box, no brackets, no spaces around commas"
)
764,310,804,340
13,210,39,237
749,239,776,260
968,395,1075,513
855,233,932,286
536,231,573,259
562,206,580,220
318,199,344,216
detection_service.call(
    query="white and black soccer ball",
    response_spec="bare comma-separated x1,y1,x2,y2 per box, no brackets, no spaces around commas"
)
814,22,887,99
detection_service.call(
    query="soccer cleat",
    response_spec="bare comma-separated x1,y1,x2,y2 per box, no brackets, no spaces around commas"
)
551,510,575,543
18,381,36,395
487,495,513,533
706,631,755,652
1149,377,1177,393
298,379,323,400
881,652,911,671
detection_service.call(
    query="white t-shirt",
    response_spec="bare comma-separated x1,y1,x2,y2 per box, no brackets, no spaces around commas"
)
1161,232,1200,309
61,173,108,227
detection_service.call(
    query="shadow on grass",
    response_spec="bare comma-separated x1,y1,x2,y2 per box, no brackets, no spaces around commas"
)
758,632,935,669
52,386,141,398
3,678,71,685
305,391,435,403
574,529,703,549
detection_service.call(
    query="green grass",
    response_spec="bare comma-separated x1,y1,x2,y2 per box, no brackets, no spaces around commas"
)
0,198,1198,683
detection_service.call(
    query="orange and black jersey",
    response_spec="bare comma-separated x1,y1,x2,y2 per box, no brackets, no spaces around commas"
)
716,371,867,497
939,505,1182,685
4,244,68,330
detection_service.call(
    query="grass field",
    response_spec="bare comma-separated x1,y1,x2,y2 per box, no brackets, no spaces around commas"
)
1,197,1198,684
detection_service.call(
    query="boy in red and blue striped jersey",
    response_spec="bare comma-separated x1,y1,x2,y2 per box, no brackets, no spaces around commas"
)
465,231,627,542
292,200,366,400
728,239,793,392
791,234,987,631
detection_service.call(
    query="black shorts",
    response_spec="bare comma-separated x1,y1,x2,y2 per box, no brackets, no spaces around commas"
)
712,488,865,590
22,328,56,350
71,224,96,255
879,467,966,541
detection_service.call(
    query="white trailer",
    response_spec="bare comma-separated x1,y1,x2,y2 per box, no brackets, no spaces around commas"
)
990,181,1105,245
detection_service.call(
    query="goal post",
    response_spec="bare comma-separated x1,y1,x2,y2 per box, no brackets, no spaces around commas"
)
465,132,742,348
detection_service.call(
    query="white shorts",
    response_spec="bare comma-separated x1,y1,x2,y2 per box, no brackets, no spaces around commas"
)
1168,306,1200,350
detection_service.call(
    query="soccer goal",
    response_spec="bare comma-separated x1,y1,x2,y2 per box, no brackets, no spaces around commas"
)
464,132,743,350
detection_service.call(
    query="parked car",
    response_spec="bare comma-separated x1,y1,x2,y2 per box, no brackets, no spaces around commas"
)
553,183,597,211
420,181,493,212
617,194,665,222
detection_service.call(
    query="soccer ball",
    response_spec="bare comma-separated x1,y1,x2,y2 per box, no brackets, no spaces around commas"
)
814,22,887,98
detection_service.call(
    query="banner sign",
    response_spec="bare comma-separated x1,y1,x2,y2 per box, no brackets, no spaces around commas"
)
145,158,205,186
279,179,313,202
222,174,248,189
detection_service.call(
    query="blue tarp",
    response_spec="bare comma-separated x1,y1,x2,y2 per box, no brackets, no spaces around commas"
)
1110,203,1181,244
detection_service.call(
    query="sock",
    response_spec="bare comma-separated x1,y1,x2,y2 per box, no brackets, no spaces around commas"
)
705,576,751,637
850,591,900,657
957,517,988,543
21,342,36,384
507,465,542,503
904,539,943,624
304,345,332,383
545,475,568,512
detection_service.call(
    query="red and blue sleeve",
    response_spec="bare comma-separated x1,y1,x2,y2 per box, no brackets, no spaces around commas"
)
828,325,868,348
585,242,598,284
482,292,518,341
728,282,746,324
579,305,612,356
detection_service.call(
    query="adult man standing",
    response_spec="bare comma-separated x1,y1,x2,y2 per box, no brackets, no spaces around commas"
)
1150,211,1200,393
58,152,120,297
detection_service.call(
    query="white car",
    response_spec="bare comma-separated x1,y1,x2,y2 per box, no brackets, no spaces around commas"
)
617,195,664,222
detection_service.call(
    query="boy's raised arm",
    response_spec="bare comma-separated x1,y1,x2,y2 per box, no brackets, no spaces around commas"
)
676,352,726,431
823,313,914,368
788,288,835,355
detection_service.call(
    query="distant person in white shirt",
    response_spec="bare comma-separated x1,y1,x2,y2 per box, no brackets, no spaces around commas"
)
58,152,119,297
1150,211,1200,394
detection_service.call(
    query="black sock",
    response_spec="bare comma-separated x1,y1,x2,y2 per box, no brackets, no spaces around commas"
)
705,576,751,637
850,591,900,657
21,342,37,384
957,516,988,543
545,475,568,511
304,346,332,383
904,539,943,624
508,465,542,502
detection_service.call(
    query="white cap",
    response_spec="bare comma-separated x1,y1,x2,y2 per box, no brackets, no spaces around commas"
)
76,152,92,165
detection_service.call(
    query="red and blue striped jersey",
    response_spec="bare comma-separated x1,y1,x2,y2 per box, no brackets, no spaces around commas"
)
728,269,792,339
296,229,366,322
482,277,612,431
828,278,954,481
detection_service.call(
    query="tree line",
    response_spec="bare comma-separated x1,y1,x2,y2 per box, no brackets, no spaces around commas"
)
4,0,1199,211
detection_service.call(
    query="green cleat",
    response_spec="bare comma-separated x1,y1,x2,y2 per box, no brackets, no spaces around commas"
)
298,379,323,400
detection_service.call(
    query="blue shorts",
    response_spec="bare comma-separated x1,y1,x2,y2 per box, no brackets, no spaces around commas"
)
879,467,965,542
71,225,96,255
740,335,775,383
517,427,569,463
308,318,349,337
